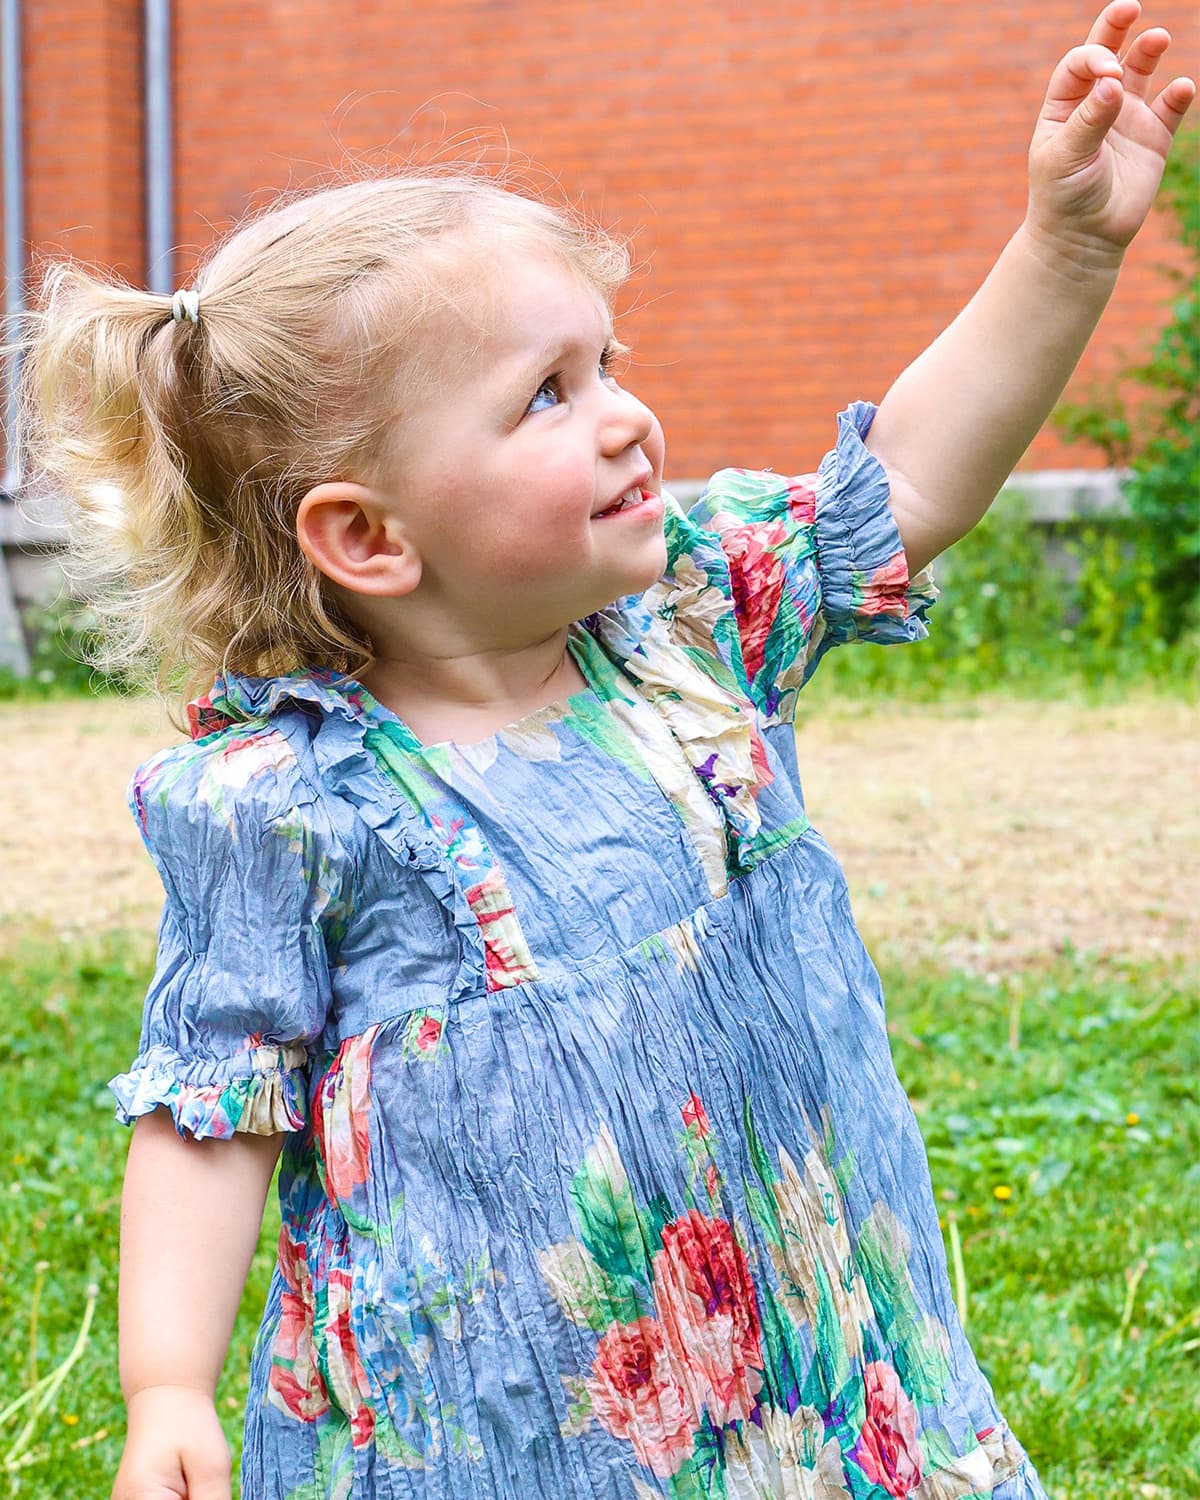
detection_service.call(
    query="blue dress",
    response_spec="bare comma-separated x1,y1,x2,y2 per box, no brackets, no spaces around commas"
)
112,405,1049,1500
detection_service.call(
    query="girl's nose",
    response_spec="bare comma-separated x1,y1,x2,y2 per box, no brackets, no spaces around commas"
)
600,381,656,455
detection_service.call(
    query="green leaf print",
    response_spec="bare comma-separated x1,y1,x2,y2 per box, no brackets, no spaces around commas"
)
643,1189,675,1249
538,1237,644,1331
667,1422,728,1500
856,1203,951,1407
802,1256,852,1413
742,1181,785,1251
569,1125,654,1284
742,1097,777,1193
566,691,657,783
373,1418,428,1468
679,643,745,700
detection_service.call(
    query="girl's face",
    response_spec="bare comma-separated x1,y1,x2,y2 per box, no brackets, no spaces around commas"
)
379,249,667,642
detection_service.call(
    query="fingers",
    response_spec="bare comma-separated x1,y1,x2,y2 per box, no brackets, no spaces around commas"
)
1041,42,1125,125
1086,0,1142,54
1119,26,1171,100
1149,74,1197,136
1080,3,1178,105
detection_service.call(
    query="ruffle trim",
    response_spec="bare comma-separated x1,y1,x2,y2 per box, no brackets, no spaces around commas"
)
188,668,385,742
110,1041,310,1140
814,401,938,644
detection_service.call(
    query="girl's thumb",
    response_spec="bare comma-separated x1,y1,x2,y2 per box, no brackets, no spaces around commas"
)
1057,76,1125,166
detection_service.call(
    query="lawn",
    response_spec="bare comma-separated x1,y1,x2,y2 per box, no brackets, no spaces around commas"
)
1,931,1196,1497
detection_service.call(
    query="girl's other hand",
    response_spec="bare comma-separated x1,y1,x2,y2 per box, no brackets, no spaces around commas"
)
1025,0,1195,263
111,1384,231,1500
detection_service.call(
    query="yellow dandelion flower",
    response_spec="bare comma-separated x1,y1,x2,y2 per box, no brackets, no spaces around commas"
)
993,1184,1013,1202
1126,1112,1140,1126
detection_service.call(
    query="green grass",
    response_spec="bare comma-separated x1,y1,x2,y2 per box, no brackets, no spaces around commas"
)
1,933,1197,1497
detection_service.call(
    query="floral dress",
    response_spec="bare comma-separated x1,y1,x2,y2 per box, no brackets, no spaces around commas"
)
112,405,1049,1500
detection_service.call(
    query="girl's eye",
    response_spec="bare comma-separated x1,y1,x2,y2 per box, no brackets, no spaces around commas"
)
526,378,561,415
525,347,620,417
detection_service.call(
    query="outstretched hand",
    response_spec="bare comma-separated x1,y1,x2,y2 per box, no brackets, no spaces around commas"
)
1026,0,1195,259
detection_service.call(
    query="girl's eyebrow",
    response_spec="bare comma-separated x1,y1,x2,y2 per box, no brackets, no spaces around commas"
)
499,333,613,409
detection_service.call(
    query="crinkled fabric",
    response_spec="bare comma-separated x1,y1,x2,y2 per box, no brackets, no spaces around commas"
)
113,405,1047,1499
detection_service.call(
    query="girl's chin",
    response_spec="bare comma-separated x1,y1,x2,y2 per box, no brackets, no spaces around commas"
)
607,558,669,607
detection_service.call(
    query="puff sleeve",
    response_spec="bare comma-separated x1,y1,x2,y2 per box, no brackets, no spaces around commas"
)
109,724,351,1140
685,401,937,725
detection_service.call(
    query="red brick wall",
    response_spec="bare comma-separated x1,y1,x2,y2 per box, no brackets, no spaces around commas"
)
8,0,1198,477
21,0,143,280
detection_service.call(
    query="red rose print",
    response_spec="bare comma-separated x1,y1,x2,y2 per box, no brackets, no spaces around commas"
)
325,1265,376,1449
587,1317,700,1476
721,519,789,686
313,1026,376,1206
268,1224,329,1424
652,1209,764,1426
785,478,817,525
854,1360,924,1496
859,554,910,618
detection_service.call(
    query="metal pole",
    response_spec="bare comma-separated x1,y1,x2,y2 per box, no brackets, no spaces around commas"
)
144,0,174,293
2,0,26,492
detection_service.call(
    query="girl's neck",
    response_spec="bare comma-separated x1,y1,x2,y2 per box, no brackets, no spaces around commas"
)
359,627,588,745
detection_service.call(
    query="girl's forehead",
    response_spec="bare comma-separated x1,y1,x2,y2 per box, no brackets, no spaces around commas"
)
421,248,612,382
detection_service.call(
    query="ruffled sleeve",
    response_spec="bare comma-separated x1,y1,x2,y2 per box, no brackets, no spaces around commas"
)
109,722,351,1141
683,401,937,724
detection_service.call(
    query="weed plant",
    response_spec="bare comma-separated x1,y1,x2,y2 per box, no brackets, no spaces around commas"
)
1,932,1196,1496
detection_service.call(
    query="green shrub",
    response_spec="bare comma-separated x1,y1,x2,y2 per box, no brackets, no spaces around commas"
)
1055,124,1200,642
806,497,1196,704
0,599,126,701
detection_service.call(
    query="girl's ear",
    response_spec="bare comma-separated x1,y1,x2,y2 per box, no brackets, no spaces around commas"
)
296,482,422,597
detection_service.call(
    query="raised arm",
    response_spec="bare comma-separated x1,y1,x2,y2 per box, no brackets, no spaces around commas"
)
866,0,1196,575
112,1111,285,1500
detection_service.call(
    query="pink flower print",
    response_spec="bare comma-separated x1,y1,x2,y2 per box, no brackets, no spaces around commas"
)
749,721,775,793
854,1360,924,1496
859,554,910,619
652,1209,764,1426
682,1093,711,1138
785,477,817,526
416,1015,443,1051
325,1264,376,1449
185,690,234,739
587,1317,700,1477
268,1224,329,1424
313,1026,376,1206
721,518,789,685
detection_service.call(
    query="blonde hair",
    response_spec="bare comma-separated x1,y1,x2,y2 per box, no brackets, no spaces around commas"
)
15,171,630,701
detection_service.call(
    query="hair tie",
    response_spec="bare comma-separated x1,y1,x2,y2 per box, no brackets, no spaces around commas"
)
171,288,200,325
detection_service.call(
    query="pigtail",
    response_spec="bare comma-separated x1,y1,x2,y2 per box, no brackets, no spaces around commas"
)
15,258,371,699
15,263,222,693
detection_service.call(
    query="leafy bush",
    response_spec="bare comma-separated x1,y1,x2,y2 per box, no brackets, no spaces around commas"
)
1055,124,1200,642
805,495,1195,704
0,598,127,701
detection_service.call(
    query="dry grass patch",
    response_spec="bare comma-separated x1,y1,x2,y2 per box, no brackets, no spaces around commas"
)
7,694,1196,967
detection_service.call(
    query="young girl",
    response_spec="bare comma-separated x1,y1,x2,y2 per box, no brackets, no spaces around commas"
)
19,5,1191,1497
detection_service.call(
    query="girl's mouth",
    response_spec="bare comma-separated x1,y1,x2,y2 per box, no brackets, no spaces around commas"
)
594,487,660,520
